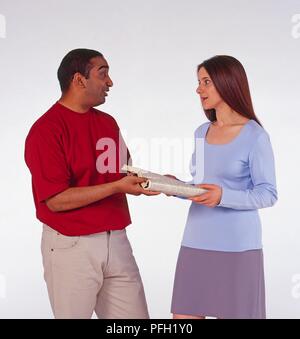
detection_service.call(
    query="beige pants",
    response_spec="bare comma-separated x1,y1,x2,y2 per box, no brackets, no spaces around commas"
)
41,224,149,319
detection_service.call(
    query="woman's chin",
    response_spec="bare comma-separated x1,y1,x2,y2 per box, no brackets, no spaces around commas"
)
202,103,213,110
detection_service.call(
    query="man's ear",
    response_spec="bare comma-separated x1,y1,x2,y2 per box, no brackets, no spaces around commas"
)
72,72,87,89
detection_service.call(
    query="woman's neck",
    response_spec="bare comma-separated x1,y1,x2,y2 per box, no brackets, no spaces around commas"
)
214,103,247,126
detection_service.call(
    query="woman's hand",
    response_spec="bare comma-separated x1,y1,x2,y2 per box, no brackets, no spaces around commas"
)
189,184,222,207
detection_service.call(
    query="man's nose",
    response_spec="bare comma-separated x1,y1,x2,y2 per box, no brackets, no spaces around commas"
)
107,76,113,87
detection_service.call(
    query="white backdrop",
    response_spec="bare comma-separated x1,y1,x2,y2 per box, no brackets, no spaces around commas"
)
0,0,300,318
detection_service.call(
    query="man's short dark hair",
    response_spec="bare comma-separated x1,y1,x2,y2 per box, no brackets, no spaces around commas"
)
57,48,103,92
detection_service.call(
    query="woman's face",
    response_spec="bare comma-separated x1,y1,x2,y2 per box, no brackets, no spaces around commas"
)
196,67,223,110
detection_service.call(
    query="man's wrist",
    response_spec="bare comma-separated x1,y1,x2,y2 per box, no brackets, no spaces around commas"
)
111,180,122,194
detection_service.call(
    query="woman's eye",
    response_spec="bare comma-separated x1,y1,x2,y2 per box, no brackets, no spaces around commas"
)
205,80,210,85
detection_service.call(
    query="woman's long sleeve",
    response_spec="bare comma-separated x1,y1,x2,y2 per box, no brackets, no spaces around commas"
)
218,132,278,210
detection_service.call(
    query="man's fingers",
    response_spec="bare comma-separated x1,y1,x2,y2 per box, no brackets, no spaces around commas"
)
132,176,147,183
143,191,160,196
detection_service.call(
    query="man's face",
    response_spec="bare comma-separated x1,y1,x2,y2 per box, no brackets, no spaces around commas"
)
84,56,113,106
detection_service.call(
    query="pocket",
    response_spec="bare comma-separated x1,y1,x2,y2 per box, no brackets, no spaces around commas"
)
42,224,80,250
53,232,80,250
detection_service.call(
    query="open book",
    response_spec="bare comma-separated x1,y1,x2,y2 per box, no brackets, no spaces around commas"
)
122,165,207,198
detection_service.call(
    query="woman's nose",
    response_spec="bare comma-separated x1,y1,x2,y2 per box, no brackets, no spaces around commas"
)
196,85,203,94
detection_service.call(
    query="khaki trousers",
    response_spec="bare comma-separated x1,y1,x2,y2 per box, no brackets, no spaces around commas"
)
41,224,149,319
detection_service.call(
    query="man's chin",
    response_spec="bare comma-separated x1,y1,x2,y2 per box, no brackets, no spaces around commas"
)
93,98,105,107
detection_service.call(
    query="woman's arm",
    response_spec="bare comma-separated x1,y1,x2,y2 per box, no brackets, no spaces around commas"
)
218,132,278,210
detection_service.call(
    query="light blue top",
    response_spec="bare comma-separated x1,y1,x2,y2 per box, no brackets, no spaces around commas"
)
181,119,277,252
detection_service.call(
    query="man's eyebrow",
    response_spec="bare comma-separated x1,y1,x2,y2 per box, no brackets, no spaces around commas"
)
98,65,109,71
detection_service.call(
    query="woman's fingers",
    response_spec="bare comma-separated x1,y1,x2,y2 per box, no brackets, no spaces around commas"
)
189,192,210,202
196,184,216,190
188,184,221,207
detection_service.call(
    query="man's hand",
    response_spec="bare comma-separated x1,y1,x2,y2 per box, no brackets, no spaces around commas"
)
117,175,160,196
142,190,161,196
189,184,222,207
117,175,147,196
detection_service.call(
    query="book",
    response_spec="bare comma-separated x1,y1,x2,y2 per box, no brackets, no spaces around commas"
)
122,165,207,198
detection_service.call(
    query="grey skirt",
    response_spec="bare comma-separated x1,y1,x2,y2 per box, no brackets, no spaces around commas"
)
171,246,266,319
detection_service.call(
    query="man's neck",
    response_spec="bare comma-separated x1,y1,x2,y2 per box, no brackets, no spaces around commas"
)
58,94,91,113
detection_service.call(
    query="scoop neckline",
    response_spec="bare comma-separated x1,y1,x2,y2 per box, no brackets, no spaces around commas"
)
204,119,252,146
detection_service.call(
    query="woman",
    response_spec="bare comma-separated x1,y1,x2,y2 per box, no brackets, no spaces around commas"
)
171,55,277,319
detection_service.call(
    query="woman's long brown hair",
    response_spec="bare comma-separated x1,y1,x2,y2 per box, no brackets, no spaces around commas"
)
198,55,262,126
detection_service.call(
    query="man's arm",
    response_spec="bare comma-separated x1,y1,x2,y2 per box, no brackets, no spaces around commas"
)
46,176,152,212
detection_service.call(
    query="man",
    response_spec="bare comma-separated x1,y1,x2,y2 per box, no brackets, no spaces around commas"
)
25,48,157,319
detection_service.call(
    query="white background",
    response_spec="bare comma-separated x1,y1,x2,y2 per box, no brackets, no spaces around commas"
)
0,0,300,318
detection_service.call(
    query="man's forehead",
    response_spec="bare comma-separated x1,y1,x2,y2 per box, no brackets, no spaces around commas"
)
90,56,109,69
